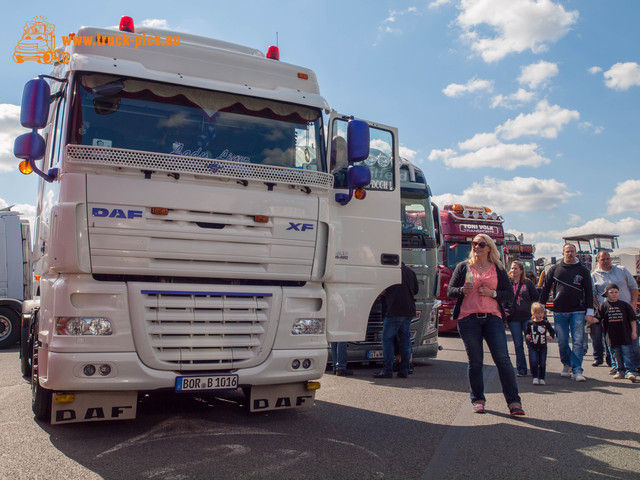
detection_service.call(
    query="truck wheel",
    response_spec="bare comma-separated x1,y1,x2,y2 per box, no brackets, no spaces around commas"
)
31,320,52,421
0,306,20,349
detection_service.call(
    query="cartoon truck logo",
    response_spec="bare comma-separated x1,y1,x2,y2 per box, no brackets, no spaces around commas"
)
13,16,69,64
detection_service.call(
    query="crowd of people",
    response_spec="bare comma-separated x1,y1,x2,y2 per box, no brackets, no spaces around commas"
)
330,239,640,418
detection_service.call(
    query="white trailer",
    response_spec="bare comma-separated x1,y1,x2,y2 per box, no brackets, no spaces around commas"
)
0,210,31,349
15,16,401,423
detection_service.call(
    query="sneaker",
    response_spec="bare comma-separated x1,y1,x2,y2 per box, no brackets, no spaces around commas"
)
532,378,539,385
571,373,586,382
508,403,525,416
561,365,572,377
472,402,485,414
591,360,603,367
609,367,618,375
516,372,526,377
627,373,636,383
335,369,354,376
539,379,546,385
613,372,624,379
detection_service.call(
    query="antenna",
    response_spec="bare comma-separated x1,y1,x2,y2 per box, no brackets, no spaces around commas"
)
276,32,279,48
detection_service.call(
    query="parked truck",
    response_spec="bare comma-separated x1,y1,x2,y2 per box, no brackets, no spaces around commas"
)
0,209,32,350
436,204,505,332
14,16,402,424
328,159,440,365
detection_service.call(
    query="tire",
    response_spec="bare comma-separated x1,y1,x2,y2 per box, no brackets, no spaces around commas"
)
31,317,52,422
0,306,20,349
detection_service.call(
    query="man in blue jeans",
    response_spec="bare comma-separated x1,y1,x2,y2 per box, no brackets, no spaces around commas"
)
539,243,596,382
373,263,418,379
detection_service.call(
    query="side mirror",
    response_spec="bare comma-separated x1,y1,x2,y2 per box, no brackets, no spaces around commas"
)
347,119,369,163
20,78,51,129
347,165,371,188
14,132,46,161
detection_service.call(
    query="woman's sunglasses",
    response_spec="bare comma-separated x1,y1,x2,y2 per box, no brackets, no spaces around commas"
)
471,241,487,248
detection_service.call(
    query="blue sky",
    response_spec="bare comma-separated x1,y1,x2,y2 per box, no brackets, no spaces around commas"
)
2,0,639,259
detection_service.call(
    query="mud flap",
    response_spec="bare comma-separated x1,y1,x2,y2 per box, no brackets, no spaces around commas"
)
51,391,138,424
249,383,316,412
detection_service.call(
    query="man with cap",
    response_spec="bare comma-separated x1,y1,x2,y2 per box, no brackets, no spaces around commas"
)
595,283,637,382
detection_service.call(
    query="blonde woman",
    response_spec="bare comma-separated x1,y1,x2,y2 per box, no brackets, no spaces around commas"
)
447,234,524,416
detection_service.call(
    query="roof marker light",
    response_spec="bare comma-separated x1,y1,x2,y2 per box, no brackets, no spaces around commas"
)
266,46,280,60
119,16,135,33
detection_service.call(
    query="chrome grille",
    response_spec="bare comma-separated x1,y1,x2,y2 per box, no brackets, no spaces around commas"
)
140,289,272,369
66,144,334,189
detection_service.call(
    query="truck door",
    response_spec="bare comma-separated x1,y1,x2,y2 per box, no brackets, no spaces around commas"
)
324,114,401,341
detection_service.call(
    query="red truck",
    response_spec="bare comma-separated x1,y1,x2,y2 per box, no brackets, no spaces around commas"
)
436,204,505,332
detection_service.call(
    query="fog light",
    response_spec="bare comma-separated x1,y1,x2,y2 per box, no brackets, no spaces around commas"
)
302,359,311,369
83,364,96,376
292,359,301,369
98,364,111,376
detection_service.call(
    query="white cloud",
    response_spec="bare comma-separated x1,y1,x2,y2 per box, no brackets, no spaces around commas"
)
588,66,602,75
497,100,579,140
456,0,578,63
429,141,549,170
442,77,493,97
568,214,582,226
578,121,604,135
491,88,536,109
518,60,559,89
432,176,574,213
608,179,640,214
375,7,420,44
140,19,170,29
458,132,498,151
603,62,640,91
0,104,24,173
429,0,452,8
399,145,418,161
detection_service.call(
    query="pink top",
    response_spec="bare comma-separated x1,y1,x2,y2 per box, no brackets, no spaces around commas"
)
458,263,503,319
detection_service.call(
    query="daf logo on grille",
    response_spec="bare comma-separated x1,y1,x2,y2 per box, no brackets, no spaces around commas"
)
287,222,314,232
92,207,143,219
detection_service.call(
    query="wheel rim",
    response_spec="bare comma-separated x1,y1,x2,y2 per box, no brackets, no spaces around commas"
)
0,315,11,341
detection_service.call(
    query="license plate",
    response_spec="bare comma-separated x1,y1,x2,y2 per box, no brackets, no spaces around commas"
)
366,350,383,359
176,374,238,392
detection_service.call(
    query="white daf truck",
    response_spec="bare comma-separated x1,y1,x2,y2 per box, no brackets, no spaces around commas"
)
15,17,401,423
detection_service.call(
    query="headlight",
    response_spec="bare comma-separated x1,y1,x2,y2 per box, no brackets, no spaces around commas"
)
291,318,324,335
56,317,113,336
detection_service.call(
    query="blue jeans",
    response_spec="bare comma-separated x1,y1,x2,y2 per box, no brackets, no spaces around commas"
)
457,314,521,405
632,319,640,370
611,344,634,376
528,347,548,380
382,316,411,375
553,312,585,375
331,342,348,371
590,321,605,363
508,320,528,375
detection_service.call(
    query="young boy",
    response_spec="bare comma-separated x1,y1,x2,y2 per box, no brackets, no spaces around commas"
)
596,284,638,382
525,302,555,385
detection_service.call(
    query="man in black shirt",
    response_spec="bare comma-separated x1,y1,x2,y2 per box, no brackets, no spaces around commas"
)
373,263,418,379
539,243,595,382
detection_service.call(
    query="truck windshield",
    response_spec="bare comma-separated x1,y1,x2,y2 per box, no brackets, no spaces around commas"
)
68,73,324,170
445,242,471,269
402,196,431,234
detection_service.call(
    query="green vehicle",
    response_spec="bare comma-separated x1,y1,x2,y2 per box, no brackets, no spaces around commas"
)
329,159,440,365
